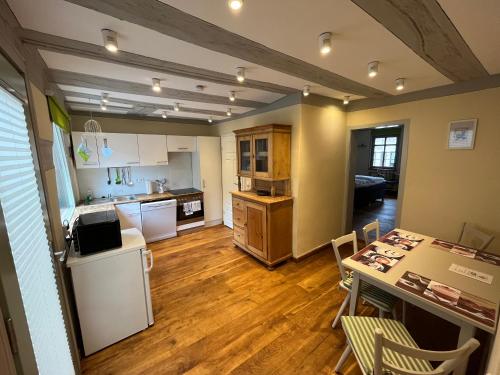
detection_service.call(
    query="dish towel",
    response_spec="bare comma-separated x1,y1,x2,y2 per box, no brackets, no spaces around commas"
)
183,202,193,215
192,200,201,212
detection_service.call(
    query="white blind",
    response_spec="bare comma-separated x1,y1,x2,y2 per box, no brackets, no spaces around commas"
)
0,87,74,374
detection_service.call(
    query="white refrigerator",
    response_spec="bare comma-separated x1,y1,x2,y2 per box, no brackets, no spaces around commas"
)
67,228,154,356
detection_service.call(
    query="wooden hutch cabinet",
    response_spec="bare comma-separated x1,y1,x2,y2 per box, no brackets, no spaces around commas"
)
232,124,292,269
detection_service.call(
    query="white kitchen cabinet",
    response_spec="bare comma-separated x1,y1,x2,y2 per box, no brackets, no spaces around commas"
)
138,134,168,166
115,203,142,232
167,135,196,152
97,133,140,168
71,131,100,169
192,137,223,226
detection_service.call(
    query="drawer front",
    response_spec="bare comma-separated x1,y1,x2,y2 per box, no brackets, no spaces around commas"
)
233,207,246,227
232,197,246,210
233,225,246,245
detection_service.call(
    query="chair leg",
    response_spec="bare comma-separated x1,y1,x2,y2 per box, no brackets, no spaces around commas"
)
332,294,351,329
402,301,407,324
334,344,352,373
391,306,397,321
378,308,384,318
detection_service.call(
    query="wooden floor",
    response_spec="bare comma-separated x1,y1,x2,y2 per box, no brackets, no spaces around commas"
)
81,225,368,374
352,197,396,239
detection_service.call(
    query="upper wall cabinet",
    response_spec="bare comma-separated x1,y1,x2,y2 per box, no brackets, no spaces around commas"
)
167,135,197,152
71,131,100,169
96,133,140,168
138,134,168,166
234,124,291,180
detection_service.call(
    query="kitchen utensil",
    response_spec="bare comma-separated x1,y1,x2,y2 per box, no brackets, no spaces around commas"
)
121,168,126,185
107,168,111,185
127,167,134,186
102,138,113,158
145,180,154,195
115,168,121,184
77,137,91,161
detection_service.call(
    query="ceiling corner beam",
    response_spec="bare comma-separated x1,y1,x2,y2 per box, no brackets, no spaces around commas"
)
64,0,389,98
351,0,489,82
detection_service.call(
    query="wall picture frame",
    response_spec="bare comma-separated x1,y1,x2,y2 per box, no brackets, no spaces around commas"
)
447,119,477,150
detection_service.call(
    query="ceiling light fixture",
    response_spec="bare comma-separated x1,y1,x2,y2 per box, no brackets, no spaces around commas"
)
368,61,379,78
303,85,310,97
319,32,332,55
100,101,107,111
161,111,168,119
228,0,243,10
343,96,350,105
101,29,118,53
174,103,180,112
208,116,213,124
395,78,405,91
152,78,161,92
229,91,236,102
236,67,245,83
101,93,109,103
226,108,232,117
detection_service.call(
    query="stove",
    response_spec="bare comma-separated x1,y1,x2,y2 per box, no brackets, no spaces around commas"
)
168,188,202,196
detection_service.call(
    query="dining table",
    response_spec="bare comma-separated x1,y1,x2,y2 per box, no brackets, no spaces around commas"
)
342,228,500,375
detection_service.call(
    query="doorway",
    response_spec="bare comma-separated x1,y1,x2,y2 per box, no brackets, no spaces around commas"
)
345,122,408,241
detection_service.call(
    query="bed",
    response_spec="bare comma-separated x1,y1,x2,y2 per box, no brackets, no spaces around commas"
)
354,175,386,208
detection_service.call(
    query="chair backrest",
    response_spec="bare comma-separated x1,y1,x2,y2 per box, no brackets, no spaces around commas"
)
373,328,480,375
458,222,494,250
331,231,357,283
362,219,380,245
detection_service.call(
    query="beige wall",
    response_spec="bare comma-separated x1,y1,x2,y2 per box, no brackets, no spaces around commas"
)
347,87,500,251
71,115,214,136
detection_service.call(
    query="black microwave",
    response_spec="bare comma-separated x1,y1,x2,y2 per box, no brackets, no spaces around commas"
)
72,210,122,255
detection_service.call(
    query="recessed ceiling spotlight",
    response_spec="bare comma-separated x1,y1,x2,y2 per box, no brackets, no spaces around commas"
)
343,96,350,105
228,0,243,10
161,111,168,119
100,101,107,111
226,108,232,117
208,116,213,124
101,29,118,53
229,91,236,102
101,93,109,103
395,78,405,91
174,103,180,112
368,61,379,78
236,67,245,83
319,32,332,55
152,78,161,93
303,85,310,97
196,85,206,92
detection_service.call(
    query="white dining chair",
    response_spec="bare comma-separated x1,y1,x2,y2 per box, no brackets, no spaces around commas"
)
362,219,380,245
458,222,494,250
331,231,398,329
335,316,480,375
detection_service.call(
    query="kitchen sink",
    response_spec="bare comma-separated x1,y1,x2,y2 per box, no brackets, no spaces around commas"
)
112,195,137,202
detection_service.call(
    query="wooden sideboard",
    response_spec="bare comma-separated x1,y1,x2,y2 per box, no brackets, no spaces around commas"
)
231,191,292,269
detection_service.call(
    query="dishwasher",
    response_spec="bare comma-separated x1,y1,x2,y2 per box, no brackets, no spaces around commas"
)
141,199,177,243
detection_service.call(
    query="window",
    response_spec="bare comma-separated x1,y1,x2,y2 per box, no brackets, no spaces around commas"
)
53,124,75,222
371,136,398,168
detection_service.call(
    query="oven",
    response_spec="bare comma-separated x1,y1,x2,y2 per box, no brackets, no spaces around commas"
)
174,192,205,231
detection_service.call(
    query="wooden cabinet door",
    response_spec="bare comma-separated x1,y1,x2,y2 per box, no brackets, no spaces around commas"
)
253,133,272,179
237,135,253,177
138,134,168,166
97,133,140,168
72,131,100,169
245,202,267,259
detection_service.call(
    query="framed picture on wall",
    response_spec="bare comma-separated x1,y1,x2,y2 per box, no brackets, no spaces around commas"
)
447,119,477,150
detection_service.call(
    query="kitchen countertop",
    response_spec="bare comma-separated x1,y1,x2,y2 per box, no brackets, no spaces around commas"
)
231,191,293,205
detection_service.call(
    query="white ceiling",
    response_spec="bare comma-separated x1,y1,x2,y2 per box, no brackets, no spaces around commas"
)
6,0,500,122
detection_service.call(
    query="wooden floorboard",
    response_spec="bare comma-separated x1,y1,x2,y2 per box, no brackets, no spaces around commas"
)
80,225,363,374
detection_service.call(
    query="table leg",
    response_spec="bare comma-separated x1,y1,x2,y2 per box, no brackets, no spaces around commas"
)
454,324,476,375
349,272,360,316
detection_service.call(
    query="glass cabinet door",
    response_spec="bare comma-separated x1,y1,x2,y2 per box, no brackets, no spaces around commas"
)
238,136,252,175
254,134,271,177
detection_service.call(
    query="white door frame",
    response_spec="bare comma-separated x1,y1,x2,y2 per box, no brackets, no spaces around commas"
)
343,119,410,234
221,134,237,228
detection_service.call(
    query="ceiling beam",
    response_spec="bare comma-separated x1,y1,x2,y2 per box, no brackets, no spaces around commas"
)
63,91,228,117
351,0,489,82
68,110,212,125
65,101,131,113
49,69,265,108
20,29,296,95
64,0,389,98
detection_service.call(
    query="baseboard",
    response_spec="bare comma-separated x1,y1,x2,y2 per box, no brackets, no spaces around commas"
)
177,221,205,231
205,219,223,227
292,241,331,262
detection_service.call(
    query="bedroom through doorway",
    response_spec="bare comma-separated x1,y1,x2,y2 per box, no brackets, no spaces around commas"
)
346,123,407,242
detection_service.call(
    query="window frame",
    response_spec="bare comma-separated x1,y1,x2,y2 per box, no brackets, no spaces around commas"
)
370,134,400,170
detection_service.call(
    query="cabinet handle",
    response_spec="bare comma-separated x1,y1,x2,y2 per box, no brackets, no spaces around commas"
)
177,147,188,150
126,161,139,165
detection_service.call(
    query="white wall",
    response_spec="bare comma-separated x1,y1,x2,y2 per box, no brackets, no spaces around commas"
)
352,129,371,175
76,152,193,199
